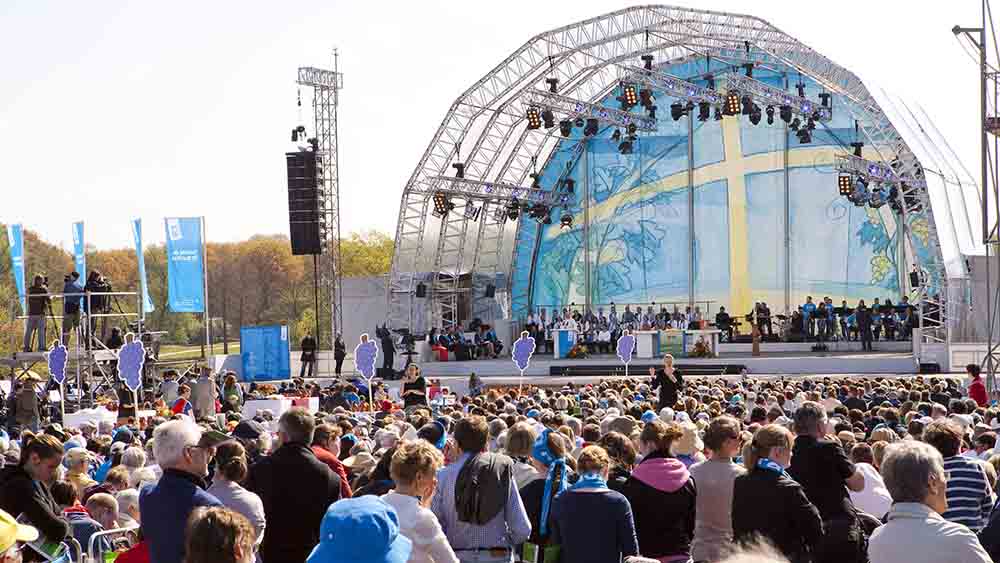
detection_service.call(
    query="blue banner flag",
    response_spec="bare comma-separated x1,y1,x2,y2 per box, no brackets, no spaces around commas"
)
6,224,26,313
240,325,290,382
131,219,155,313
71,221,86,278
164,217,205,312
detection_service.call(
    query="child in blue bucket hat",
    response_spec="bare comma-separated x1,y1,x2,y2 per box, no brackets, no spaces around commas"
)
307,496,412,563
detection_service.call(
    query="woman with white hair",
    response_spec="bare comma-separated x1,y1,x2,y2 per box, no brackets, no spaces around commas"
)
115,488,140,528
122,446,156,489
869,441,992,563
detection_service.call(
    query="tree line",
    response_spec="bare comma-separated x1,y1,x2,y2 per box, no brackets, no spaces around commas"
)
0,226,393,355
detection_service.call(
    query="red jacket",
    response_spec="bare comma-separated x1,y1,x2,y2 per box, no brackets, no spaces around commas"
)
116,540,150,563
311,445,353,499
971,378,989,407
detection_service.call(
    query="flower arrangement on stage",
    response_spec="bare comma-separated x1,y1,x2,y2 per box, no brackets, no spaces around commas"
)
567,344,590,359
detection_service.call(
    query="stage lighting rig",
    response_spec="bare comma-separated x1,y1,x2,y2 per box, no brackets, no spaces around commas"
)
541,109,555,129
819,93,831,109
563,179,575,193
749,104,762,126
526,107,542,130
433,192,456,217
529,172,541,189
617,83,639,109
290,125,307,142
559,120,572,138
765,106,775,125
452,162,465,179
789,118,801,131
671,102,686,121
714,107,723,121
698,102,711,122
725,91,742,116
584,118,599,137
869,185,887,209
848,177,870,206
796,83,806,97
741,95,753,116
639,89,655,110
851,142,864,158
546,77,559,93
506,199,520,221
779,106,792,124
525,90,657,133
627,123,638,136
560,213,573,229
618,138,634,155
611,129,622,141
796,127,812,144
838,174,853,196
464,201,482,221
642,54,654,71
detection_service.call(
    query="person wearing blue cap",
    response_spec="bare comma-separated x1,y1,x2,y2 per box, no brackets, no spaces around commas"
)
640,411,658,425
518,429,571,560
307,496,412,563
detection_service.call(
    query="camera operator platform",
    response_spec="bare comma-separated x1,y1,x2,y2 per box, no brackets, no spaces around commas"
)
4,272,148,413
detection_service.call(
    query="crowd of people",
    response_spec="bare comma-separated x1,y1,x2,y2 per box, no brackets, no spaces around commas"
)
1,357,1000,562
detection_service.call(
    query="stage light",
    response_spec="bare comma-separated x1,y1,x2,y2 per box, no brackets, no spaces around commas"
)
779,106,792,124
647,106,657,120
560,213,573,230
724,91,740,116
819,92,832,108
642,54,654,71
714,107,723,121
618,139,634,155
765,106,775,125
749,104,762,126
806,117,816,131
452,162,465,179
559,120,572,137
575,118,584,127
838,174,853,196
789,118,801,131
611,129,622,141
526,107,542,130
852,178,869,203
541,109,555,129
564,179,575,193
706,74,716,91
797,127,812,144
506,199,520,221
851,142,864,158
627,123,638,136
433,192,455,216
741,95,753,116
670,102,685,121
639,89,654,110
617,84,638,109
530,172,541,189
743,62,754,78
464,202,482,222
796,83,806,97
869,186,887,209
546,77,559,93
584,118,599,137
698,102,711,122
543,215,552,225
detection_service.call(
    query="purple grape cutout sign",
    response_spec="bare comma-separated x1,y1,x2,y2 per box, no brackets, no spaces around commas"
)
355,333,378,380
45,340,68,386
617,330,636,378
512,331,535,393
118,333,145,391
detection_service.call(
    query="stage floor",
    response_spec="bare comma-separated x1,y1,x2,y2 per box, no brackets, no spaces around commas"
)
416,350,919,378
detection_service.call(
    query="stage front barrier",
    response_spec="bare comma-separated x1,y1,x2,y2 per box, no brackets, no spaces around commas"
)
635,331,660,359
551,329,576,359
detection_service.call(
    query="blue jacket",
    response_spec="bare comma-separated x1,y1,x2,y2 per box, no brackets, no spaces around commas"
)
139,469,221,563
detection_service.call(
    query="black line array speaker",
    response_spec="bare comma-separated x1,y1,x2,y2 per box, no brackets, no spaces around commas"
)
287,150,325,255
415,283,427,298
485,284,496,298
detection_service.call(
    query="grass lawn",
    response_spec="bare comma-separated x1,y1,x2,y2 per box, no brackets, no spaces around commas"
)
158,342,241,360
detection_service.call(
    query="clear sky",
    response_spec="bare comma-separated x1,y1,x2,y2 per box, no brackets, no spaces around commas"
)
0,0,985,251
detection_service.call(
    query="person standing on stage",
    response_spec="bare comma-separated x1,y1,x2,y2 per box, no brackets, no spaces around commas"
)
650,354,683,411
62,272,84,348
300,332,317,378
802,296,817,338
23,275,50,353
333,334,346,377
856,300,874,351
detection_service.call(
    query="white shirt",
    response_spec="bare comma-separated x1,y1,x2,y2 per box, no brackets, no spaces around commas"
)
382,492,459,563
869,503,992,563
849,463,892,519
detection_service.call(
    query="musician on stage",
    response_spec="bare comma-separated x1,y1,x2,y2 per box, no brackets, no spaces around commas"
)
715,306,733,342
802,296,817,337
756,302,773,337
838,300,852,341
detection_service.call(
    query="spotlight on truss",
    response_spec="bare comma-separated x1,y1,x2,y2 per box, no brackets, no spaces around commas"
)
766,106,775,125
698,102,711,122
583,118,599,137
618,138,634,155
464,202,482,221
526,107,542,130
851,142,864,158
433,192,455,217
546,77,559,93
559,120,572,138
452,162,465,179
838,174,853,196
670,102,686,122
779,106,792,124
640,89,655,110
506,199,520,221
541,109,555,129
749,104,762,126
617,83,638,109
641,54,654,71
724,91,740,116
560,213,573,230
611,129,622,142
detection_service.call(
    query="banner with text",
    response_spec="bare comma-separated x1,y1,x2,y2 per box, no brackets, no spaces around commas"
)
240,325,291,382
131,219,155,314
6,224,26,313
164,217,205,312
71,221,85,278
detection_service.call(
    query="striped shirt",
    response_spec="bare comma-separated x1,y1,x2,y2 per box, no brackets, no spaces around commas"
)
942,455,994,532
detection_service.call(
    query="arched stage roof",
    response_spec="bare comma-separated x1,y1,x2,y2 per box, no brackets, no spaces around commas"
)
387,5,980,341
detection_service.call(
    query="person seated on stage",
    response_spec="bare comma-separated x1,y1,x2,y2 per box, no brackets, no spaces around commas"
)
882,308,898,341
801,296,817,337
897,306,913,340
572,309,583,324
846,311,859,341
715,307,733,342
596,326,612,354
473,326,492,359
622,305,637,328
483,325,503,357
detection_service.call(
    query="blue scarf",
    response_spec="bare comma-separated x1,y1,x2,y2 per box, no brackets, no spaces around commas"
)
532,430,568,536
756,457,787,476
570,471,608,491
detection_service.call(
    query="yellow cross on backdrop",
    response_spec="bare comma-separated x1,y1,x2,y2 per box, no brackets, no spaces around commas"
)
562,116,851,315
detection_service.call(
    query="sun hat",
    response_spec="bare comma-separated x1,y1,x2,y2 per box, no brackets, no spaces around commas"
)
306,496,411,563
232,420,267,441
670,421,704,456
343,452,377,474
0,509,37,553
64,447,92,466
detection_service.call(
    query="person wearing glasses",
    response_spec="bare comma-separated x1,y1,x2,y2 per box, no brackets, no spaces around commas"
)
139,420,228,563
